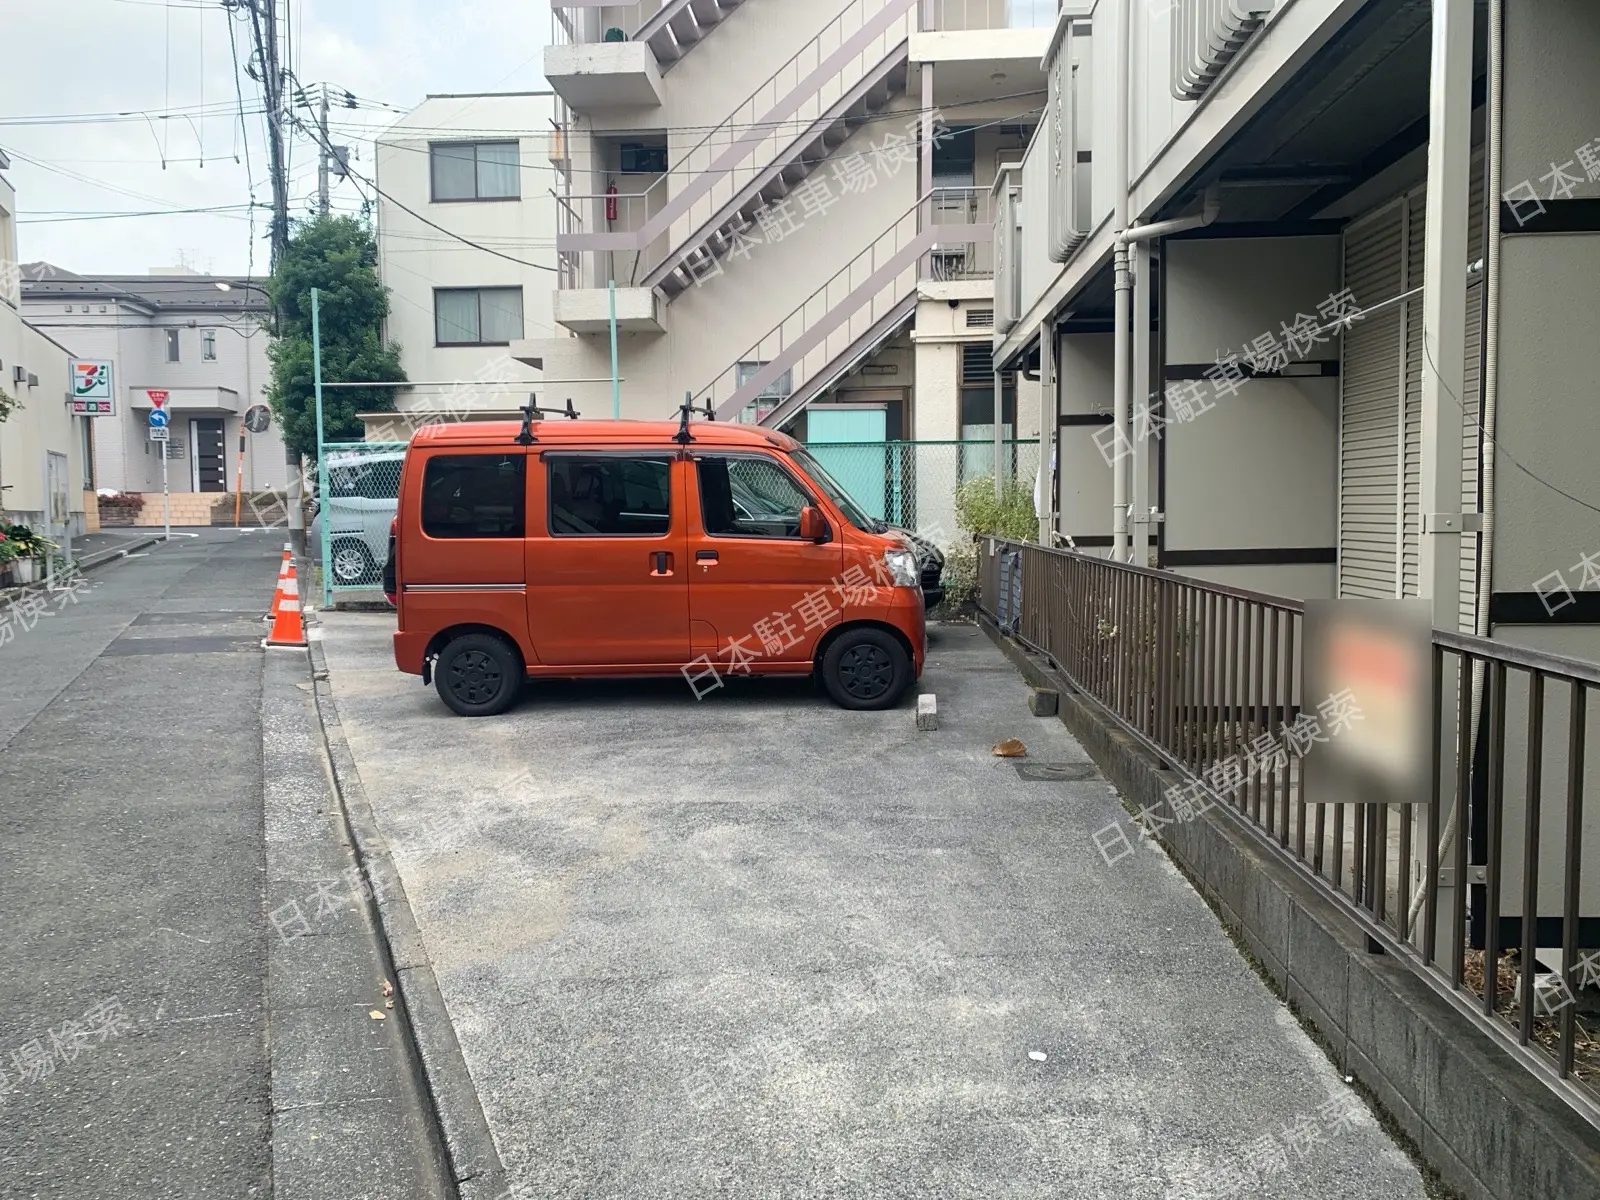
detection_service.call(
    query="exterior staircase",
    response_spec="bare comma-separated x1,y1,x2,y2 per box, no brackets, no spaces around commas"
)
649,43,910,296
634,0,751,66
692,192,992,426
556,0,917,296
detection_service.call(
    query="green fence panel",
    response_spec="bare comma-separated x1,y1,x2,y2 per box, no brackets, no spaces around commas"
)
320,441,407,590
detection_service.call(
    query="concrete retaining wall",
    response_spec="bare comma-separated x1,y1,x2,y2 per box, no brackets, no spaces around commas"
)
981,617,1600,1200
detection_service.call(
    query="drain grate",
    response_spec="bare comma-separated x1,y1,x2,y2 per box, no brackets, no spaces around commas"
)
1015,761,1099,782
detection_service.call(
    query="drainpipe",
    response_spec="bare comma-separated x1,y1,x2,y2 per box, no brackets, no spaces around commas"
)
1408,0,1502,938
1109,0,1131,562
1111,189,1221,561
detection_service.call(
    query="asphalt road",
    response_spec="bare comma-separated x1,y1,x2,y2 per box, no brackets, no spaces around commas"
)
0,529,448,1200
319,616,1432,1200
0,530,278,1198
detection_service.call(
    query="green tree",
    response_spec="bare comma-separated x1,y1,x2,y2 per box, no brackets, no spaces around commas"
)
266,215,405,458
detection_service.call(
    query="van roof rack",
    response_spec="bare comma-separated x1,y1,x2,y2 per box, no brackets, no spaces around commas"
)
673,392,715,444
513,396,580,445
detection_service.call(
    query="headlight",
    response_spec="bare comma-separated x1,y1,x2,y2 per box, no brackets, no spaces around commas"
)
883,548,919,588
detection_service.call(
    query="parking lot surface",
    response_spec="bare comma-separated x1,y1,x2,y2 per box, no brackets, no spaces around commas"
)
318,615,1428,1200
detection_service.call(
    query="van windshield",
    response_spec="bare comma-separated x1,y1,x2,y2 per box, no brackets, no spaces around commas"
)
789,448,884,533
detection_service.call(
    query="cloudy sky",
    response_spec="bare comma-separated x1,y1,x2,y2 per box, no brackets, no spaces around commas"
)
2,0,547,277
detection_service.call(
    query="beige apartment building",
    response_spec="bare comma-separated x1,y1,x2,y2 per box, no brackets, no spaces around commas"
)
995,0,1600,669
518,0,1056,459
372,92,561,438
0,155,90,547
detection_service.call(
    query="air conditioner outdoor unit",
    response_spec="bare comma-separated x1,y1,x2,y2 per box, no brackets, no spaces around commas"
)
11,366,25,385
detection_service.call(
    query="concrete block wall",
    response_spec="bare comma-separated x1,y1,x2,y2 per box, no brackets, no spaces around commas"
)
983,619,1600,1200
128,494,217,527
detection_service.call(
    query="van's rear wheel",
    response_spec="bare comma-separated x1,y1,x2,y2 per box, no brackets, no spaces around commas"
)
434,633,522,717
820,627,911,711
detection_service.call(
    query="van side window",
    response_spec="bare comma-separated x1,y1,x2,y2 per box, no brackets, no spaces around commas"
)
547,456,671,536
696,456,811,539
421,454,526,538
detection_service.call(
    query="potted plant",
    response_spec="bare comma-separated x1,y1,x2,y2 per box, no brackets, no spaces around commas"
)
2,523,54,584
0,537,19,587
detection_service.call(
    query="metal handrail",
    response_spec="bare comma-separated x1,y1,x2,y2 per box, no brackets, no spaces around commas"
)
690,187,991,416
980,537,1600,1126
555,0,915,284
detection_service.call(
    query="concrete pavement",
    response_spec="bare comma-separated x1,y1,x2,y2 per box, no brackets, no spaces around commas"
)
318,615,1433,1200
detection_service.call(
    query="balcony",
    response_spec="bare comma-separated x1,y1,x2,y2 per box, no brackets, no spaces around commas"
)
553,286,664,334
547,0,753,109
544,40,664,109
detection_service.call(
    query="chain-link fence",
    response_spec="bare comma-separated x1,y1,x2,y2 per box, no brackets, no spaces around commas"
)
319,442,407,593
312,437,1041,599
803,439,1041,547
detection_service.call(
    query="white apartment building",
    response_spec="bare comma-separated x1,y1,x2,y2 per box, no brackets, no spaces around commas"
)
995,0,1600,666
522,0,1055,470
372,92,559,437
20,266,286,507
0,154,89,545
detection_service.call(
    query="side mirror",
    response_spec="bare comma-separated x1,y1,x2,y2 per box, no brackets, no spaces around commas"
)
798,505,829,543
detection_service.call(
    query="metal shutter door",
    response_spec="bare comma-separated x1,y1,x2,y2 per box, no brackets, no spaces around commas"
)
1460,153,1486,633
1339,200,1405,598
1402,192,1425,597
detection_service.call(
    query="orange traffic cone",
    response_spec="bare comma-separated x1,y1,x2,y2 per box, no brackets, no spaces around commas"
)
266,543,293,622
264,568,308,648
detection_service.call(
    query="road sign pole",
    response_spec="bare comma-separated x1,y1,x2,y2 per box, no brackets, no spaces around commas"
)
312,288,332,610
161,436,171,541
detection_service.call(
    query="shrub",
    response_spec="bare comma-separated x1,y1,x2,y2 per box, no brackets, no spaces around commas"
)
97,491,146,512
936,475,1038,614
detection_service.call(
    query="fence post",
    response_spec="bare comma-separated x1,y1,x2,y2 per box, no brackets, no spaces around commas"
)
312,287,332,611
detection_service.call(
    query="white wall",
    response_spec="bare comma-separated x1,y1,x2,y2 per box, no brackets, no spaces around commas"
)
1055,329,1113,545
1162,236,1340,599
0,174,87,531
544,110,921,420
376,93,558,406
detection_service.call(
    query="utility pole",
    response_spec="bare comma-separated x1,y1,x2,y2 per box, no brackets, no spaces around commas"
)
316,85,331,216
240,0,302,548
253,0,290,266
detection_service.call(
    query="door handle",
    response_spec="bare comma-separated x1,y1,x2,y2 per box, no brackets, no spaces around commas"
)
651,551,674,576
695,550,719,564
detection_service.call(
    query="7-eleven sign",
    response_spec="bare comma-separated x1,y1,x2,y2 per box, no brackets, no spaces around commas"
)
146,390,169,409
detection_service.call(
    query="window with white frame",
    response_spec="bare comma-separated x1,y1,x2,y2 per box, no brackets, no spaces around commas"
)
166,328,180,362
202,329,217,361
434,287,524,346
430,142,521,201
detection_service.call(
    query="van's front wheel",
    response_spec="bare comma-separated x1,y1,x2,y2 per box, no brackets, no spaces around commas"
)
434,633,523,717
819,627,911,711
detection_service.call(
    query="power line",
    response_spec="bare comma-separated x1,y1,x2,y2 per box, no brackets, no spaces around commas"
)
292,112,559,274
18,204,261,224
1419,335,1600,521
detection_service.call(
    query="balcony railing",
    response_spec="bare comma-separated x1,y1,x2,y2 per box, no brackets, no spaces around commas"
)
925,0,1055,31
978,539,1600,1129
550,0,660,47
689,188,992,421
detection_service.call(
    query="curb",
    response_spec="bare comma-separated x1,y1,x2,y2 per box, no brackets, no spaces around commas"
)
0,535,162,602
303,624,511,1200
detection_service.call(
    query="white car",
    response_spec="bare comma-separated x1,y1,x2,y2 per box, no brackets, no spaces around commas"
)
322,450,403,586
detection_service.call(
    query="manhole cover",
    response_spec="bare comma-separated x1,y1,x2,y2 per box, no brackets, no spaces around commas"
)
1015,761,1099,782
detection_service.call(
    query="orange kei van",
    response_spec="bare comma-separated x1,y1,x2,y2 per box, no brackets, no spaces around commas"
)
387,409,926,717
